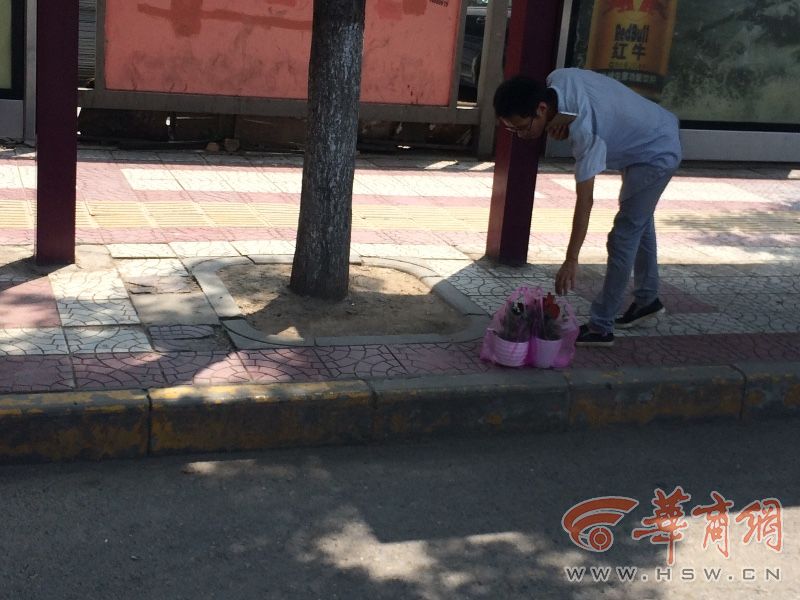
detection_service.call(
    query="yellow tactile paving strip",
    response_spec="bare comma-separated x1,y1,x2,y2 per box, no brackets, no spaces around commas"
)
198,203,263,227
85,202,154,228
0,200,33,227
2,200,799,235
146,202,213,227
251,204,300,227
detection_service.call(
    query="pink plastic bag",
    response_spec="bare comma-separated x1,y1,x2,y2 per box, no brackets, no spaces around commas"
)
480,286,579,369
480,286,542,367
549,295,579,368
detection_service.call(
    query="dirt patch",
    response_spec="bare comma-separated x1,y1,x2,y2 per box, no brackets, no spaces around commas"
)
217,263,468,339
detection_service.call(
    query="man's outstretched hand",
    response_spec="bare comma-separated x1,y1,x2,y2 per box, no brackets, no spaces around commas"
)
555,259,578,295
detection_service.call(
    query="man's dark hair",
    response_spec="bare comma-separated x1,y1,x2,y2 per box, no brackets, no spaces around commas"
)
493,76,553,118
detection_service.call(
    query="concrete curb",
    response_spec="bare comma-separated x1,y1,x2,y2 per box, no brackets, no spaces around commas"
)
191,254,491,348
0,391,149,464
1,363,799,464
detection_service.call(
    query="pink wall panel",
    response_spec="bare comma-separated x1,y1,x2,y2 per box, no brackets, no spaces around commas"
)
104,0,461,106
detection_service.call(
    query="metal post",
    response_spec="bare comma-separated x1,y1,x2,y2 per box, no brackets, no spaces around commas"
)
485,0,564,265
35,0,78,265
476,0,509,158
23,0,36,144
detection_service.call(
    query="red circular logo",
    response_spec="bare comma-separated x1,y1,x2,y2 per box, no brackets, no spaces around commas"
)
588,526,614,552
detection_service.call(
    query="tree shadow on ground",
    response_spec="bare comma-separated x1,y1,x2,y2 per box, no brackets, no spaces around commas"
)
1,420,798,599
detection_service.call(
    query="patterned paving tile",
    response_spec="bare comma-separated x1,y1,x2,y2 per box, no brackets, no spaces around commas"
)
423,259,482,278
148,325,231,352
390,342,490,375
107,243,177,258
448,276,540,297
56,298,140,327
101,228,168,244
172,170,235,193
0,327,69,355
185,190,246,204
238,348,331,383
224,227,296,241
231,240,295,255
0,278,60,328
350,244,467,259
565,294,593,318
160,351,251,386
0,355,74,393
168,241,240,257
124,275,198,294
0,230,34,244
577,333,800,368
618,313,707,337
220,171,282,193
756,315,800,334
475,262,561,279
122,168,182,191
155,227,235,242
116,259,189,279
570,341,653,370
471,295,508,315
574,273,717,315
262,172,303,194
314,345,408,380
75,229,106,244
433,231,488,246
64,326,153,354
73,352,165,390
350,230,395,244
236,191,299,205
198,203,265,228
49,270,128,300
660,264,746,278
0,165,24,188
455,340,494,371
379,230,450,245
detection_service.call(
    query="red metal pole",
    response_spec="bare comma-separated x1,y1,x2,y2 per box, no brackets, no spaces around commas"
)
486,0,564,265
35,0,78,265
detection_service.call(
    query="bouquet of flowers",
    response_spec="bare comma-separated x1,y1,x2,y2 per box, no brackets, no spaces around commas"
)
537,292,562,341
480,285,580,369
498,292,534,343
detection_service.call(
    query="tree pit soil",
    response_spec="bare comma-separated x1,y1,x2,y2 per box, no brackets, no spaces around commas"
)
217,264,469,339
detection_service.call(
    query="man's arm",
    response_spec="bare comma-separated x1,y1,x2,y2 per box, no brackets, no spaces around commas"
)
555,177,594,295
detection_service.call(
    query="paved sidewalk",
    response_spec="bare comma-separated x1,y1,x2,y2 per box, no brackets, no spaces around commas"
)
0,145,799,461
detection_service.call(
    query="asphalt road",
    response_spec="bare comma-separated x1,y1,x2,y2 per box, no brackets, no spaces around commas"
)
2,419,798,600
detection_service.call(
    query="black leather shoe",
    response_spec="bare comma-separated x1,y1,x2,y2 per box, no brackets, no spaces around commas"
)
615,298,665,329
576,324,615,347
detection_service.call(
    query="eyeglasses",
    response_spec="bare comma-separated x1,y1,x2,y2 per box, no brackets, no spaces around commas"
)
501,117,534,137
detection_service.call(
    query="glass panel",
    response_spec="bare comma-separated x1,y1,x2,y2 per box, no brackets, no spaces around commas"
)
0,0,12,90
569,0,800,126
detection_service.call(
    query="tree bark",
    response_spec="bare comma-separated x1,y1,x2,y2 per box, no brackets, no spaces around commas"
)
290,0,366,300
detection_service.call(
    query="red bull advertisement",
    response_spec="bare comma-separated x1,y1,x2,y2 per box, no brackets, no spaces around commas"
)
585,0,678,101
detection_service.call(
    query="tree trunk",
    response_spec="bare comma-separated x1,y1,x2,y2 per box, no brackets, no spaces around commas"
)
290,0,366,300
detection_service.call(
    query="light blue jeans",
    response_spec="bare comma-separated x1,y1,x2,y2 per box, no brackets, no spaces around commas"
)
590,164,676,334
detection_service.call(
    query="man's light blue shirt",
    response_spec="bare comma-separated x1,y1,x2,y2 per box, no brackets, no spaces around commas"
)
546,68,682,183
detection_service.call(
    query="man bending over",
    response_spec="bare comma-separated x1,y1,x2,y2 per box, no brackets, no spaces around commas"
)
494,68,682,347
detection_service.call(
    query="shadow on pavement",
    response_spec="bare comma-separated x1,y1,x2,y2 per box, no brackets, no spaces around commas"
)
1,419,798,599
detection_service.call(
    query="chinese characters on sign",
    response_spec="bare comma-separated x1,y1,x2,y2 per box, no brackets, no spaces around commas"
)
562,488,784,566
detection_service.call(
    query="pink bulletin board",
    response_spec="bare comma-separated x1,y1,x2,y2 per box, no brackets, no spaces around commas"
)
103,0,463,106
